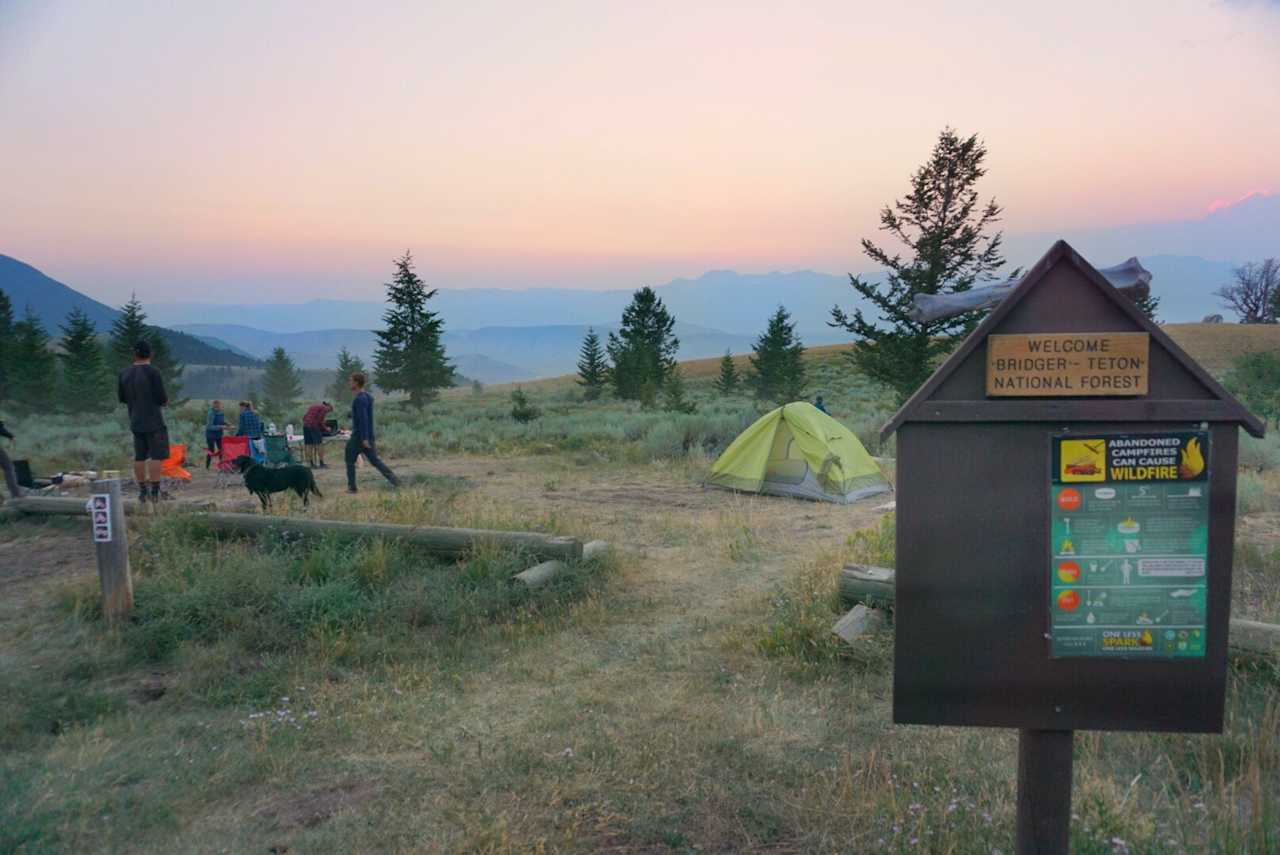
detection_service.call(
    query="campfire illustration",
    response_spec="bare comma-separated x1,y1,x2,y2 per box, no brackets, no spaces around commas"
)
1179,438,1205,479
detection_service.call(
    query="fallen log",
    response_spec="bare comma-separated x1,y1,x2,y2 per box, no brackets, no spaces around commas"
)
513,560,568,589
838,564,894,609
195,513,583,561
8,496,93,516
839,564,1279,661
583,540,611,561
7,497,584,560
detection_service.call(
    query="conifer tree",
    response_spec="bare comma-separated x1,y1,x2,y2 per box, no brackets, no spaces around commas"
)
713,350,740,396
10,308,57,411
1130,291,1161,322
510,388,540,423
576,328,607,400
372,251,455,407
58,308,110,412
661,365,697,414
261,347,304,418
749,306,807,404
606,287,679,400
830,128,1015,402
327,347,366,406
0,289,13,403
108,295,184,399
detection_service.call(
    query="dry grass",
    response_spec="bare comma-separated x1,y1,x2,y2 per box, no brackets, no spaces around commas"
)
2,425,1278,851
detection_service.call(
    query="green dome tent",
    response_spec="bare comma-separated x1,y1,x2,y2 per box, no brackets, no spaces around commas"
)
706,403,890,504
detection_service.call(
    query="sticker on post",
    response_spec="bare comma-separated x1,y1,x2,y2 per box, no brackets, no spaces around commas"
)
90,494,112,543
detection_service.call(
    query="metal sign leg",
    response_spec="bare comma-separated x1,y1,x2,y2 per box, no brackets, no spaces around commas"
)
1016,729,1073,855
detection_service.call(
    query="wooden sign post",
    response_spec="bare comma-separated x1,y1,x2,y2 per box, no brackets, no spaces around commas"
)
90,478,133,622
881,241,1265,854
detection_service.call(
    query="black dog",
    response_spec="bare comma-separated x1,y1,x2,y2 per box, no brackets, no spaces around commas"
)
232,456,322,511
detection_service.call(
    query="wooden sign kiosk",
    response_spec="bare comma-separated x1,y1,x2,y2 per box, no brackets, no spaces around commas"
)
881,240,1264,853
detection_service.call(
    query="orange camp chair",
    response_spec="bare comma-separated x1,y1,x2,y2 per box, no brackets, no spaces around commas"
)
159,443,191,494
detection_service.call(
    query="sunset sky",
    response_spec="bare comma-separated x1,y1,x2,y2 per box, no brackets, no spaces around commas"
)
2,0,1278,303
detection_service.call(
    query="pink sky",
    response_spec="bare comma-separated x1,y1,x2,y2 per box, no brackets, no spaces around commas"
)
2,0,1279,303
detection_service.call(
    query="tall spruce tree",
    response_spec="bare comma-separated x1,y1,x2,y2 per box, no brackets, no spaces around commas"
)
372,251,455,407
830,128,1014,402
576,328,607,400
58,308,110,412
10,308,57,411
749,306,807,403
606,287,679,400
0,289,14,403
261,347,304,419
713,350,740,396
108,295,184,400
327,347,366,406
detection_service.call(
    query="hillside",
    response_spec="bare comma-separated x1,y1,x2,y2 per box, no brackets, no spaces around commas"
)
1,254,260,367
0,254,119,328
510,323,1279,392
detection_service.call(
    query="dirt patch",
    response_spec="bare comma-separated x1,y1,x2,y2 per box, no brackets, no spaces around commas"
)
253,781,381,830
0,520,96,600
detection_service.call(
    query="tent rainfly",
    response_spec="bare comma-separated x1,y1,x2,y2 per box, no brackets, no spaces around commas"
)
706,403,890,504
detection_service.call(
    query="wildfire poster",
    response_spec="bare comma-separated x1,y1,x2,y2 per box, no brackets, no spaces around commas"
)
1048,432,1210,659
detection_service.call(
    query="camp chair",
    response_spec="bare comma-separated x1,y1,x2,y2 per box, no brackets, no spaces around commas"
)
215,435,251,487
263,435,296,467
159,444,192,495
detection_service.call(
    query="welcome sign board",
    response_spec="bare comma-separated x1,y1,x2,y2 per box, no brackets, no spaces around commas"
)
987,332,1149,396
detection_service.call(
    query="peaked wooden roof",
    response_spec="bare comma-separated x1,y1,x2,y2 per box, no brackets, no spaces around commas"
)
881,239,1266,440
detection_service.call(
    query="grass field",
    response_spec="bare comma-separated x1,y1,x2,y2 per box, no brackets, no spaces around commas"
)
2,325,1279,852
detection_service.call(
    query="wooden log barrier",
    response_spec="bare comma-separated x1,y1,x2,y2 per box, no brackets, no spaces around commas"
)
838,564,895,609
195,512,583,561
8,496,92,516
839,564,1279,662
5,499,584,561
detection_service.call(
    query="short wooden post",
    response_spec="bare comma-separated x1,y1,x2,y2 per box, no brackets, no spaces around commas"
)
91,478,133,622
1015,729,1073,855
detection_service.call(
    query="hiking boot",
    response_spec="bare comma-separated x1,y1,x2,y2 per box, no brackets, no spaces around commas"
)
345,488,358,495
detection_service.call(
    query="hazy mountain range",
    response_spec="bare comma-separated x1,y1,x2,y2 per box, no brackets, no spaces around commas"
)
2,192,1272,383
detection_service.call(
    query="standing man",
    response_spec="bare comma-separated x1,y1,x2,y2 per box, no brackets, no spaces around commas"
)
0,419,20,499
204,399,227,468
302,400,334,469
118,339,169,505
345,372,399,494
814,395,830,415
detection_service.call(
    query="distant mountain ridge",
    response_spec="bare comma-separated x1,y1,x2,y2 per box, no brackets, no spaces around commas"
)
0,254,260,367
174,321,758,381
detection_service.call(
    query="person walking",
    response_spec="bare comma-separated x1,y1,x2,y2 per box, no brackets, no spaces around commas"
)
302,400,334,469
345,372,399,493
117,339,169,505
0,419,21,499
204,399,227,468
